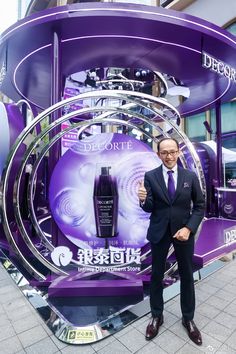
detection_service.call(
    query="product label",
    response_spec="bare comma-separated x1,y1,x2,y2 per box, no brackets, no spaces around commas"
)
94,197,115,237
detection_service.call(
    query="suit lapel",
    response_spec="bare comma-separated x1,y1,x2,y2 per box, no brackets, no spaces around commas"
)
154,165,170,203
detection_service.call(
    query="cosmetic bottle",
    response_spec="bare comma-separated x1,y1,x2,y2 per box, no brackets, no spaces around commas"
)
93,166,118,238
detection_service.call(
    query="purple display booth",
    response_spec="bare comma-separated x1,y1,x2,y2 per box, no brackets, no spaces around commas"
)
0,2,236,345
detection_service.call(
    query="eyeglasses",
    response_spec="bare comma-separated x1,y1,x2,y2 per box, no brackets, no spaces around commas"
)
159,150,179,157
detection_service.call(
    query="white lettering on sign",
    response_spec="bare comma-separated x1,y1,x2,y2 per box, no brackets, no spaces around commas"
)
77,247,141,265
224,228,236,244
202,52,236,83
80,140,133,152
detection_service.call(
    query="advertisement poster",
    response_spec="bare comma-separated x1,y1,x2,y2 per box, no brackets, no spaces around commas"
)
49,133,160,271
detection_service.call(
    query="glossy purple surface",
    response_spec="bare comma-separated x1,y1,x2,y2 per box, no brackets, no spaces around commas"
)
48,277,143,297
0,3,235,115
194,218,236,267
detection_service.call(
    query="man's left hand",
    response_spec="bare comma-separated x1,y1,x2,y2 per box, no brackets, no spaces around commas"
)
173,227,191,241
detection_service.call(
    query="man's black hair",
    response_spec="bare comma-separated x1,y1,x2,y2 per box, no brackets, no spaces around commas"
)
157,137,179,152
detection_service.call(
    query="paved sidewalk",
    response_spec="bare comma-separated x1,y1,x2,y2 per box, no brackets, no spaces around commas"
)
0,258,235,353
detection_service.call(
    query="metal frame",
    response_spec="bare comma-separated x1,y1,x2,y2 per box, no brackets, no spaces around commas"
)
1,90,206,281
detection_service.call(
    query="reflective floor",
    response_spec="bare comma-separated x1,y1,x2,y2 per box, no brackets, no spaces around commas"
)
0,249,236,352
0,248,230,347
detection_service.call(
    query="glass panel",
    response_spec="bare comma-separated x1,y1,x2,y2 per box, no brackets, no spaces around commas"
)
211,102,236,134
222,136,236,188
226,22,236,36
185,112,206,142
221,102,236,133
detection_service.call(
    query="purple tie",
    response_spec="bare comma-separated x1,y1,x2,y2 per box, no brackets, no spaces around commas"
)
167,170,175,200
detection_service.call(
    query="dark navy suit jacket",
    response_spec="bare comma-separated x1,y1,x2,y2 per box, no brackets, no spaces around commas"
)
141,165,205,243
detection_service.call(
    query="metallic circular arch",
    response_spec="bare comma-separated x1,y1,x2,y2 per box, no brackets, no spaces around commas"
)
1,90,206,278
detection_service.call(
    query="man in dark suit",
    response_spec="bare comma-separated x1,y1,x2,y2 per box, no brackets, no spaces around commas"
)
138,137,205,345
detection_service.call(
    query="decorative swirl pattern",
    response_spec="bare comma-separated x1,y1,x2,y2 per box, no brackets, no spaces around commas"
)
116,152,160,223
53,189,87,227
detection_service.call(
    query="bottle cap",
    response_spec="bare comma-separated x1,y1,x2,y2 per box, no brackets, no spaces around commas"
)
101,166,111,175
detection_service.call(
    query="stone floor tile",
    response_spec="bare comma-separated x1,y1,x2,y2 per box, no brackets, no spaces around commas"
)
221,302,236,317
222,283,236,295
197,283,219,296
60,344,95,353
41,321,54,336
168,320,188,341
0,270,10,281
3,298,28,312
216,343,236,353
197,303,221,319
226,331,236,351
214,289,236,302
0,303,5,314
0,284,17,295
195,289,211,305
165,297,178,309
113,324,133,338
135,341,168,353
0,254,235,354
210,273,232,284
204,295,230,311
163,310,179,328
0,335,23,353
202,277,228,289
130,315,148,328
202,320,234,343
18,325,48,348
192,312,211,330
153,329,186,353
0,291,23,304
0,324,16,341
175,342,202,354
97,339,130,354
199,332,224,352
0,278,16,288
214,311,236,331
13,314,39,334
50,334,68,350
118,327,147,352
91,333,116,351
25,337,58,354
0,313,12,327
6,305,34,322
165,300,181,318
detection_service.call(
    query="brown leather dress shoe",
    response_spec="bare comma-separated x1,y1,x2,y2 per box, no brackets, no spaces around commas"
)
182,319,202,346
145,315,163,340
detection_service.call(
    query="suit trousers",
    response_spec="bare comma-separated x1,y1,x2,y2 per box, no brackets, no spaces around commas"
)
150,227,195,321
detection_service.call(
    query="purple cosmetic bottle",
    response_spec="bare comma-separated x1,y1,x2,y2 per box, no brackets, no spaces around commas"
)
93,166,118,238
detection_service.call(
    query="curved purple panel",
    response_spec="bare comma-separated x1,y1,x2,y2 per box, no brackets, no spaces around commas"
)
0,2,235,115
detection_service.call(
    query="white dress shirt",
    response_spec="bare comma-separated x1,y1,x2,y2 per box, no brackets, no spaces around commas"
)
140,164,178,205
162,164,178,190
